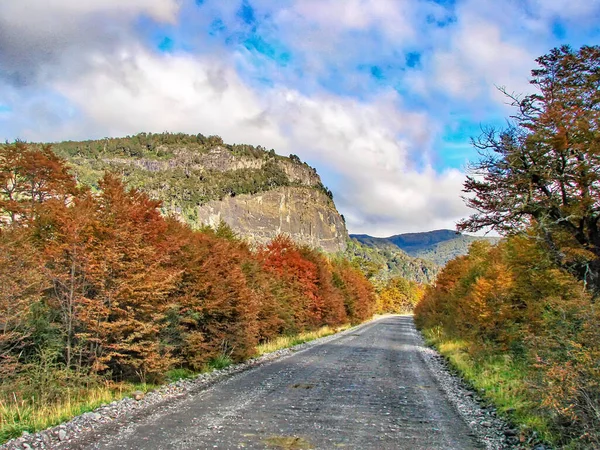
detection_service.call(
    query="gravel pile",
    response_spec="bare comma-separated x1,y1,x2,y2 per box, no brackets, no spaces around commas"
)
0,327,360,450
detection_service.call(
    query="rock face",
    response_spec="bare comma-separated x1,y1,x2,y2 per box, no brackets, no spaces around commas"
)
197,186,347,253
103,146,321,187
52,134,348,253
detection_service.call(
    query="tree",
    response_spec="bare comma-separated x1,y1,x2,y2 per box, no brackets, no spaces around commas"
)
0,142,76,225
458,46,600,293
0,228,47,378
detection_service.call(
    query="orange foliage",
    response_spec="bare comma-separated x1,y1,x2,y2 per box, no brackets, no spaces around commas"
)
0,143,377,382
415,236,600,445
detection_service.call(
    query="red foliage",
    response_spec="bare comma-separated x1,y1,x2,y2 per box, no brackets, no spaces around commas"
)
0,143,377,382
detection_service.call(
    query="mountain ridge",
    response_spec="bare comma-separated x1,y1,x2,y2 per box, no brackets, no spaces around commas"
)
351,229,500,267
39,132,346,252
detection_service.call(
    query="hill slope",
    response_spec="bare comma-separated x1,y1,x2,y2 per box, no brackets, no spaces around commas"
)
41,132,347,252
351,230,499,267
345,239,439,284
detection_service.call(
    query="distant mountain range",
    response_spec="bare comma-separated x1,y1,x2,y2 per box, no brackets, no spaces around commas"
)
350,229,500,267
345,238,439,285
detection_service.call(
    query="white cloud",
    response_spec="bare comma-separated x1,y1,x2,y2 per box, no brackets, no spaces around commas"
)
41,43,470,235
527,0,600,22
270,90,469,235
287,0,415,41
0,0,179,25
53,48,286,149
0,0,179,87
4,0,598,236
429,5,536,102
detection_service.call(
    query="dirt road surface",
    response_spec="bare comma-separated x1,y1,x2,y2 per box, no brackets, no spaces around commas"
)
78,316,483,449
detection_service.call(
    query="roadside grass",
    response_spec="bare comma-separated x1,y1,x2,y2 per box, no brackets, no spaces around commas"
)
205,355,233,371
0,322,356,444
255,324,351,357
0,381,154,444
421,327,555,445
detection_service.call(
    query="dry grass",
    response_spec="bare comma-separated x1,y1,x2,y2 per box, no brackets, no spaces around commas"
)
0,381,153,444
1,323,355,444
255,324,351,357
422,327,553,444
263,435,313,449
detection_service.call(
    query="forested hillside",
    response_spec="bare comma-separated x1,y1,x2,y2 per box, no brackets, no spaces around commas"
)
345,238,438,284
34,133,348,252
351,229,499,266
416,46,600,448
0,142,376,441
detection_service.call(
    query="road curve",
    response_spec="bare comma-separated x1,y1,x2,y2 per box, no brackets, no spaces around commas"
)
83,316,482,450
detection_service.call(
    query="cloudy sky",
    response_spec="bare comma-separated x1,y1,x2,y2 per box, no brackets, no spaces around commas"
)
1,0,599,236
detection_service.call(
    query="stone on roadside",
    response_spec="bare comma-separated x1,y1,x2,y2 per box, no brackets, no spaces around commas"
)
58,429,67,441
132,390,145,401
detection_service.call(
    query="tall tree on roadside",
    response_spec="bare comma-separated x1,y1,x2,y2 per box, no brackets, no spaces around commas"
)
458,46,600,293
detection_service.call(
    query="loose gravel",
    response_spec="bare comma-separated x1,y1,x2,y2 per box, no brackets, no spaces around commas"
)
414,330,526,449
0,325,363,450
1,316,542,450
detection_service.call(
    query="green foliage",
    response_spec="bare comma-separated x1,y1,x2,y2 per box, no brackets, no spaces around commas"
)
205,355,233,371
344,238,438,284
416,235,600,447
422,329,551,444
165,368,195,382
30,132,314,230
351,230,499,267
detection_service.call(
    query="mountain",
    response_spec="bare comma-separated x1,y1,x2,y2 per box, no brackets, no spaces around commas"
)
43,132,347,252
345,238,439,284
351,229,500,267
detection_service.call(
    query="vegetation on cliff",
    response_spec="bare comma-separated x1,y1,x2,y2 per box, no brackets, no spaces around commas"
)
0,142,376,441
36,132,330,229
416,46,600,448
345,238,438,284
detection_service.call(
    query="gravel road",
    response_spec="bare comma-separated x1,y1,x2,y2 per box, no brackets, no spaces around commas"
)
64,315,493,449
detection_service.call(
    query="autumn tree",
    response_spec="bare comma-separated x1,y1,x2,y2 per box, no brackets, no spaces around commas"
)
378,276,424,314
458,46,600,293
0,142,76,225
0,228,47,378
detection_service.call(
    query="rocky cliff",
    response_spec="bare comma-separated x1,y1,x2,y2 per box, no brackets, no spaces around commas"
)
197,186,347,253
47,133,347,252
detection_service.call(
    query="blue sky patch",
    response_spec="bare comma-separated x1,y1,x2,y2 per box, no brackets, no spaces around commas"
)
406,52,421,68
243,35,291,66
552,20,567,40
158,36,174,52
237,0,256,26
209,18,227,36
370,66,384,80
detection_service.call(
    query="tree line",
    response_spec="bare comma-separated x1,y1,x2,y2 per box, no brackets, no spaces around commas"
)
0,142,376,386
416,45,600,447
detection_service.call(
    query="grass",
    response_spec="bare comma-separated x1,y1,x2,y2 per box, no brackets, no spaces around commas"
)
0,381,154,444
165,368,196,382
205,355,233,371
255,324,351,357
421,327,555,445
